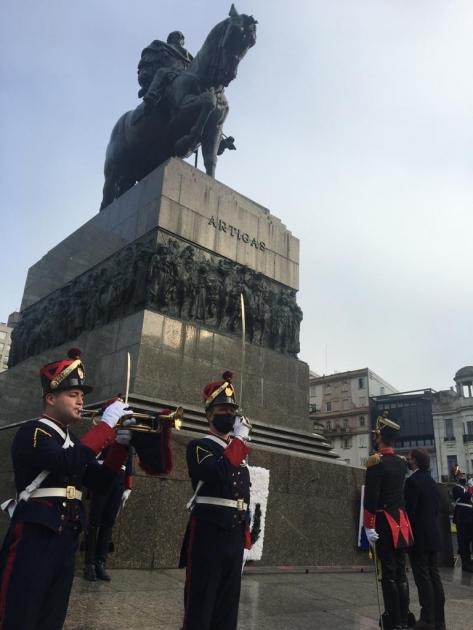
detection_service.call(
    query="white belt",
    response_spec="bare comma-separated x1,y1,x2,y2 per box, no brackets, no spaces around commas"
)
30,486,83,501
195,496,248,511
456,503,473,509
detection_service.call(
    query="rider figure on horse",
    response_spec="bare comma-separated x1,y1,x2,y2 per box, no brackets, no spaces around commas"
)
138,31,194,108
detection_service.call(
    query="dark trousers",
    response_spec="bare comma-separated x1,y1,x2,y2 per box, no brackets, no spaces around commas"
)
88,482,122,528
0,521,79,630
377,542,409,627
408,550,445,625
455,512,473,566
183,517,245,630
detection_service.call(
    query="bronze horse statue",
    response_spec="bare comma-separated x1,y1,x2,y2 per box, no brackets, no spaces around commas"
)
100,5,257,210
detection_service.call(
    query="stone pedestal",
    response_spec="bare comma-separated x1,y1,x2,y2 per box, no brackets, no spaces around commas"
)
9,158,307,431
0,160,367,568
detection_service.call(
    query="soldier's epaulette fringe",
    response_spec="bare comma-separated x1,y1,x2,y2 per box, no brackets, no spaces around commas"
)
366,453,382,468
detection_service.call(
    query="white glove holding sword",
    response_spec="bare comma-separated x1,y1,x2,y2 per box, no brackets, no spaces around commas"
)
233,415,252,442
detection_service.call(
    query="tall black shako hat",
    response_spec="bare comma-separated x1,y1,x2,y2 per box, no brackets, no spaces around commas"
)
203,371,239,411
373,411,400,443
40,348,93,396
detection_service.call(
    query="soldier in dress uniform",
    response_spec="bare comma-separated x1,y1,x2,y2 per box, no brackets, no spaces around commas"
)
0,348,134,630
452,473,473,572
363,414,414,630
179,370,252,630
83,445,133,581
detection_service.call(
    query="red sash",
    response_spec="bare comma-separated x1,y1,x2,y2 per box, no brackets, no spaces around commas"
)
383,508,414,549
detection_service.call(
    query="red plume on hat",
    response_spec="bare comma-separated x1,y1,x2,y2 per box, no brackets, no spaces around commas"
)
40,347,92,395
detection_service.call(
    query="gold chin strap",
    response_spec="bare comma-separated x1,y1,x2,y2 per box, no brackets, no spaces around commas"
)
50,359,83,390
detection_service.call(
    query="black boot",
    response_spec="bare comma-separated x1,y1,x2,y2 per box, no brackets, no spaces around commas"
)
382,579,402,629
95,526,113,581
397,579,411,628
83,526,98,581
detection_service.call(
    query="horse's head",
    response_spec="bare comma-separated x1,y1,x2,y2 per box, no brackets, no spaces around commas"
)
218,5,257,86
194,5,257,89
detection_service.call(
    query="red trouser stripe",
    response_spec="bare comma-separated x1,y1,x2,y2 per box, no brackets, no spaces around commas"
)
0,522,24,629
182,517,198,630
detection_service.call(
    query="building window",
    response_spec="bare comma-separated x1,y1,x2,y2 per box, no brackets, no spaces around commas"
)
380,386,385,395
358,435,366,448
447,455,458,472
467,421,473,436
445,418,454,440
343,418,349,429
326,402,332,412
342,437,352,449
359,416,365,426
326,421,331,431
358,377,364,389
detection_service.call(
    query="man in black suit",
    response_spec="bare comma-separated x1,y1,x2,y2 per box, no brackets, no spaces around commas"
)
405,448,446,630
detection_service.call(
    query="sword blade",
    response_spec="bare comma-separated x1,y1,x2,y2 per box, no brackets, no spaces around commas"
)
373,546,384,630
125,352,131,404
240,293,246,407
0,419,32,432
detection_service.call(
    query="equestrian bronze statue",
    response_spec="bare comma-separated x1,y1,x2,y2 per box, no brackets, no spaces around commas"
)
100,5,257,210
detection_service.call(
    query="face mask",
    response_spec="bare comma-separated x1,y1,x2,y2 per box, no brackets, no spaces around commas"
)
212,413,236,434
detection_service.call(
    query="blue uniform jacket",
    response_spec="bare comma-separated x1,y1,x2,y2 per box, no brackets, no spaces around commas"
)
187,435,251,529
10,417,127,534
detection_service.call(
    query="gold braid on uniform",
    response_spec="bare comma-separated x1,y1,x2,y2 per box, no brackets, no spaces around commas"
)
366,453,382,468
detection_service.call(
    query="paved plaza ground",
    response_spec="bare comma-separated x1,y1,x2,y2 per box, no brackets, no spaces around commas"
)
65,565,472,630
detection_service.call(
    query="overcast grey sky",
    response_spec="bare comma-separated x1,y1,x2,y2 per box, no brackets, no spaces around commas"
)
0,0,472,391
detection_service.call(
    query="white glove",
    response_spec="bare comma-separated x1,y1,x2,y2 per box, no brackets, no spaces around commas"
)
365,528,379,546
101,400,133,429
233,415,251,442
467,478,473,488
115,417,135,445
121,489,131,509
115,429,133,446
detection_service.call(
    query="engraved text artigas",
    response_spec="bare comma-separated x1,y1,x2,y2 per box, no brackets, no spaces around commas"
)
208,216,266,252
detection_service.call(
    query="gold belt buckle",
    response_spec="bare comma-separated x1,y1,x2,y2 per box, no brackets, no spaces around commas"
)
236,498,245,511
66,485,76,500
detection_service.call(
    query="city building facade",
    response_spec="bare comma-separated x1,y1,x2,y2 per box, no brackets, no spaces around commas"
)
432,366,473,481
0,324,12,373
0,312,19,373
310,368,397,467
370,390,438,479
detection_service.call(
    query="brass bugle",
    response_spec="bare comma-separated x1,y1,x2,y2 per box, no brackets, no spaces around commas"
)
81,407,183,433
